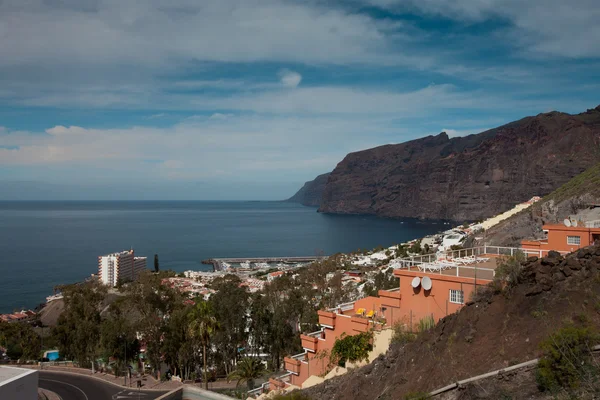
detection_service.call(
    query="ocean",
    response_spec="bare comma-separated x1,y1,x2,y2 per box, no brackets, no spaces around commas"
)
0,201,445,313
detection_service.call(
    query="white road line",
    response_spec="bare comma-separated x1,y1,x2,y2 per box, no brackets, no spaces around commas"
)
40,378,89,400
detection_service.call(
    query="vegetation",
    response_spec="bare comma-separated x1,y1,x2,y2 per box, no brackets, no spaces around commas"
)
536,323,600,394
52,280,107,368
0,321,41,361
417,315,435,333
391,322,416,345
495,252,527,288
227,357,268,390
154,254,159,273
403,391,429,400
330,331,373,367
541,161,600,205
189,301,219,389
362,268,399,297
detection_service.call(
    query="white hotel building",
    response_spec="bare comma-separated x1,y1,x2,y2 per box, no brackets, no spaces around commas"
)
98,249,147,287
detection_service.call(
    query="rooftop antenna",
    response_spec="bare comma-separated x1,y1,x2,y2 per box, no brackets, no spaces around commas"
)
422,276,432,291
571,219,578,227
563,219,572,227
411,277,421,288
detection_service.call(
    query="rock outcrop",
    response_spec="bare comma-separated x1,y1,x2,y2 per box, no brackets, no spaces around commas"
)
316,106,600,221
286,173,330,207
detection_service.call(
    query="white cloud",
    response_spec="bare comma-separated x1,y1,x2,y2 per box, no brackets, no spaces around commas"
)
279,69,302,88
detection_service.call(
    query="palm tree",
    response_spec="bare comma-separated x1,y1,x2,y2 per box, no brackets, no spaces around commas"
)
189,301,219,390
227,357,268,391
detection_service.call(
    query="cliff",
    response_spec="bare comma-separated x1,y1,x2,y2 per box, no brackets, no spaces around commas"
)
483,161,600,246
316,106,600,221
286,173,330,207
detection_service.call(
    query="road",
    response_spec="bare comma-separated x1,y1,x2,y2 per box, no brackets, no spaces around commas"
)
39,371,170,400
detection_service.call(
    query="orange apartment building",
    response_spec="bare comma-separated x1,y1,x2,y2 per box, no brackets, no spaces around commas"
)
276,257,497,389
521,223,600,255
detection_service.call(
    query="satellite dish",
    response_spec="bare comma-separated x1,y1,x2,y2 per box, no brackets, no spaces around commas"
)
572,220,578,227
422,276,432,291
411,277,421,288
563,219,571,227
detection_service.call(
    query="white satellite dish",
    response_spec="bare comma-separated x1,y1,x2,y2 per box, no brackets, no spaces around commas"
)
571,220,578,227
422,276,432,291
563,219,571,227
411,277,421,288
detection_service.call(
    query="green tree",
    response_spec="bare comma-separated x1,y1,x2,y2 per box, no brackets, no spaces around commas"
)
189,301,219,389
121,271,183,378
100,306,141,377
0,321,41,361
330,332,373,367
52,281,107,367
209,275,249,375
227,357,268,390
154,254,159,273
162,305,198,380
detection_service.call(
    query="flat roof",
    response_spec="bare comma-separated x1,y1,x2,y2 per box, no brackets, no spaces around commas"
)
0,366,37,386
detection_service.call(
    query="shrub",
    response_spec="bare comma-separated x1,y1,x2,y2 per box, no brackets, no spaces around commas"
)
495,252,526,287
391,322,416,345
417,315,435,333
404,391,429,400
536,323,600,393
330,331,373,367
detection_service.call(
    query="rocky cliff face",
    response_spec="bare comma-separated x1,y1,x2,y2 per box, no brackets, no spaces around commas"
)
286,173,330,207
317,106,600,221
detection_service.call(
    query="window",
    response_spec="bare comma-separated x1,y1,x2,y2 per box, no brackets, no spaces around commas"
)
567,236,581,245
449,289,464,304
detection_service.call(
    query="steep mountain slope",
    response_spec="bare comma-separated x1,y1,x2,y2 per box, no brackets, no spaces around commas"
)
286,173,330,207
484,161,600,246
317,106,600,221
304,246,600,399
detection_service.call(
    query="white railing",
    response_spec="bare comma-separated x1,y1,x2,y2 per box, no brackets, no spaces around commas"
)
306,329,322,338
585,220,600,228
291,352,306,361
327,301,355,313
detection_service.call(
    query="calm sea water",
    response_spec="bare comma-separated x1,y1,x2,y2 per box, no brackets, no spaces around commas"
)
0,201,444,312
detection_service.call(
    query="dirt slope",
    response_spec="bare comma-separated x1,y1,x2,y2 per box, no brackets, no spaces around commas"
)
304,246,600,400
483,161,600,246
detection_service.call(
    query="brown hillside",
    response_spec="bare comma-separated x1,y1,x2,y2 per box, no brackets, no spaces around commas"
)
317,106,600,221
484,161,600,247
304,246,600,400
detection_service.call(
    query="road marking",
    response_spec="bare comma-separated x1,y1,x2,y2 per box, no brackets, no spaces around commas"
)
112,389,149,399
40,378,89,400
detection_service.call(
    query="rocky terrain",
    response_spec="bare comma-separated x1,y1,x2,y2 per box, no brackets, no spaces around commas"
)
303,245,600,399
483,161,600,246
286,173,330,207
291,105,600,221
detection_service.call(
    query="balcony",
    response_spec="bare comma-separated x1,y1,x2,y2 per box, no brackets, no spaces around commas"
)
350,316,369,333
300,331,321,352
318,310,336,328
284,353,305,375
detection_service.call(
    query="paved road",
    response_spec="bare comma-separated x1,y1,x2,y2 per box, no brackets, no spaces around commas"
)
39,371,170,400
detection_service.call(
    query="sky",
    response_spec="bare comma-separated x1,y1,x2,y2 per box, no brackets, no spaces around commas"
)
1,0,599,200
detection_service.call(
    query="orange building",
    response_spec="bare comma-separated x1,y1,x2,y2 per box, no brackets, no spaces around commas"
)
521,224,600,255
274,255,498,389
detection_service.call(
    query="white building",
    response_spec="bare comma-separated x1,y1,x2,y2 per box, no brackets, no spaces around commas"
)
0,366,38,400
98,250,147,287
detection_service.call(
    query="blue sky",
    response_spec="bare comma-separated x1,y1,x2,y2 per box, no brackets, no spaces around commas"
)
1,0,599,200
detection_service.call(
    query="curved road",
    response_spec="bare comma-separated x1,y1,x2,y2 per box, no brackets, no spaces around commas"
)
39,371,169,400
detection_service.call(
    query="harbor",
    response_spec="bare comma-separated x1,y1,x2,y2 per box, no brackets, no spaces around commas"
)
202,256,328,271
